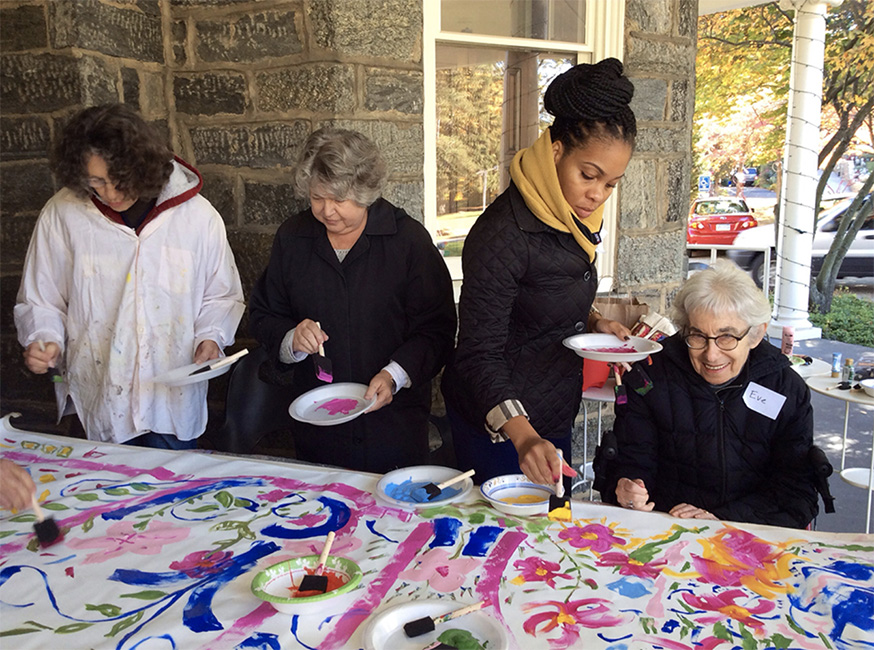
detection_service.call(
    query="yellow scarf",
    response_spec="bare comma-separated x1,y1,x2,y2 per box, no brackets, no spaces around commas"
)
509,130,603,262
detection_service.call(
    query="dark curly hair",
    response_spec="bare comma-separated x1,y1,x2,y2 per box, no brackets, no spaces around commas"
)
51,104,174,200
545,57,637,152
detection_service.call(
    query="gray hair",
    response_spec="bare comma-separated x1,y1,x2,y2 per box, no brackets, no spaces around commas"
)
292,128,387,206
670,259,772,330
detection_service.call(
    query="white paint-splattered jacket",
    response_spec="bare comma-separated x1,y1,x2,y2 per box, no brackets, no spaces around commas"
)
14,159,244,443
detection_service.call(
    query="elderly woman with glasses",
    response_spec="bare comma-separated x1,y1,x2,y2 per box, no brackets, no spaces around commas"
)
600,260,819,528
249,128,456,474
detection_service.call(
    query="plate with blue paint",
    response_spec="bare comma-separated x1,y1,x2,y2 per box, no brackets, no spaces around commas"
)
376,466,474,510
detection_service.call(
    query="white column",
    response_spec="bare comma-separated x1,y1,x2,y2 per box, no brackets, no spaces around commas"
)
770,0,839,341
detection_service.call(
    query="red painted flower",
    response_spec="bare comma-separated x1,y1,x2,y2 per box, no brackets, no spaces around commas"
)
523,598,629,647
596,551,665,579
510,556,572,588
169,549,234,578
558,523,625,553
682,588,776,628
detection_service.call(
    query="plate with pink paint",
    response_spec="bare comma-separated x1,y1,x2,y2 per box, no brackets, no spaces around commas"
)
563,333,662,363
288,382,376,426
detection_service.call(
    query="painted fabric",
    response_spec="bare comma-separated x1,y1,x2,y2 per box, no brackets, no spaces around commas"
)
1,418,871,650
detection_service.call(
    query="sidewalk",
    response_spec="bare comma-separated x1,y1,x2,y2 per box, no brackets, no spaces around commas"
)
792,337,874,534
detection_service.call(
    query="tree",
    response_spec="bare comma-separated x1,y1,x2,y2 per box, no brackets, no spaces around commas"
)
696,1,874,313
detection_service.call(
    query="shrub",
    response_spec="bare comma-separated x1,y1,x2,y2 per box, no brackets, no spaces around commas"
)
809,289,874,347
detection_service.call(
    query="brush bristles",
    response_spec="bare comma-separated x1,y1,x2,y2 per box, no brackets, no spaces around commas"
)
34,517,61,547
403,616,436,637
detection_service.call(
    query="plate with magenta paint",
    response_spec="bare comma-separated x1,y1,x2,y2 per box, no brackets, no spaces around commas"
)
376,465,475,509
288,382,376,426
563,333,662,363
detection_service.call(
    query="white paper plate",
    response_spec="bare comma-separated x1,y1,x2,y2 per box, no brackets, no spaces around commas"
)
151,360,233,387
361,600,509,650
376,466,474,509
840,467,874,490
563,333,663,363
480,474,553,516
288,382,376,426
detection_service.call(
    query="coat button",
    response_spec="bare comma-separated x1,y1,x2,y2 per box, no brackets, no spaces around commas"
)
353,437,363,444
583,271,591,281
575,321,585,332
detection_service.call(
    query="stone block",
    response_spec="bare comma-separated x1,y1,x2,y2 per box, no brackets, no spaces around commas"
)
174,72,247,115
617,231,686,287
201,173,237,227
195,10,302,63
310,0,421,62
626,38,694,77
1,117,51,162
634,126,689,154
1,53,115,113
629,77,666,122
139,71,167,118
619,158,658,230
383,181,423,222
322,120,423,176
172,20,187,65
1,164,55,216
0,216,38,269
625,0,672,33
1,5,47,52
364,69,423,114
678,0,698,39
666,158,690,223
49,0,163,63
170,0,251,6
226,230,276,301
189,122,309,169
242,181,308,227
670,79,692,123
257,65,355,114
122,67,140,109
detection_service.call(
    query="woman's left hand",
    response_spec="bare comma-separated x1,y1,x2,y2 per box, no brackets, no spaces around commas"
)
593,317,632,341
194,340,221,364
364,369,394,413
669,503,718,520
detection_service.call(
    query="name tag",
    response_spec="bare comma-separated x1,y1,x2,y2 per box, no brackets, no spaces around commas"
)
742,382,786,420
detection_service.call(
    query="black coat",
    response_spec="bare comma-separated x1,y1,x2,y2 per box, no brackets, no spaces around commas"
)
442,182,598,439
249,198,457,473
602,334,819,529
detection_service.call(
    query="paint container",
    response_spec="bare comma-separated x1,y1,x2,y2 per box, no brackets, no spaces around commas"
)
831,352,842,378
841,359,855,384
781,326,795,356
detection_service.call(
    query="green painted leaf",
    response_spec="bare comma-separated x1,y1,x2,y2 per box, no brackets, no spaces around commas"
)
74,493,99,501
233,498,251,508
104,488,130,496
468,513,485,524
9,514,36,523
106,611,144,638
0,530,16,539
42,502,69,511
130,483,153,491
215,491,233,508
85,603,122,617
82,516,95,533
188,505,219,513
768,633,793,649
120,590,167,600
0,628,42,637
55,622,93,634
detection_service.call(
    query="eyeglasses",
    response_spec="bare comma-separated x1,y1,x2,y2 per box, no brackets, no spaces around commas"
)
683,327,751,351
85,177,115,190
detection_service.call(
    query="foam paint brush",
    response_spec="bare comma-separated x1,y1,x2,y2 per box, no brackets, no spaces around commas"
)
547,449,572,522
297,531,335,594
31,494,62,547
404,600,486,638
37,341,63,383
415,469,475,502
313,321,333,383
189,348,249,376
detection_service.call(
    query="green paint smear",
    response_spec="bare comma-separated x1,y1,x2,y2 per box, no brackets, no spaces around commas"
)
438,628,487,650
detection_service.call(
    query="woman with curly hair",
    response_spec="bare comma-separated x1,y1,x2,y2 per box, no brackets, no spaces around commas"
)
442,58,636,485
15,103,244,449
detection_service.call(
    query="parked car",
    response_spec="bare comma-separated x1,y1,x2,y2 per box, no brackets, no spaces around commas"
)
734,167,758,187
726,193,874,288
687,197,758,246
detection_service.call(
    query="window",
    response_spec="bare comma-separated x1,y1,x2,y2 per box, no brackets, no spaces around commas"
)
424,1,625,296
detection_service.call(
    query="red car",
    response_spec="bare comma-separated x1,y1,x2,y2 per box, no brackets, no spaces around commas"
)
687,197,758,245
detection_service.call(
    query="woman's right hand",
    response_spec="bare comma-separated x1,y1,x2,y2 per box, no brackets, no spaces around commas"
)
23,341,60,374
502,417,568,485
292,319,329,356
0,459,36,511
615,477,655,511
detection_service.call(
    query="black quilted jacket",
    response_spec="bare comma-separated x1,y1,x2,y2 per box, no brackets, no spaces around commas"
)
602,334,819,529
442,182,598,439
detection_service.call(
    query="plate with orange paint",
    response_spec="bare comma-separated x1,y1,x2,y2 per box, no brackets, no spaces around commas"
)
288,382,376,426
480,474,554,516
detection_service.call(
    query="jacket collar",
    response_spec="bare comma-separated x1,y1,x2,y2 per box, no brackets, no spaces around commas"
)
285,197,398,238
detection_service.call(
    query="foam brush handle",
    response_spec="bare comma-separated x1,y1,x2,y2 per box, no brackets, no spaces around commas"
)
313,531,336,576
433,600,486,625
30,493,45,523
315,321,326,357
436,469,475,490
210,348,249,371
555,449,565,499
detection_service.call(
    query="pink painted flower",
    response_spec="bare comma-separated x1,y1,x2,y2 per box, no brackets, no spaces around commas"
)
523,598,629,647
682,588,776,629
596,551,665,579
260,489,290,503
510,556,572,588
398,548,480,592
169,549,235,578
66,520,190,564
559,523,626,553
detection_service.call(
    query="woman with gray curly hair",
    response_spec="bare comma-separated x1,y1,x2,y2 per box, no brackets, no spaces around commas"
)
249,128,456,473
599,260,819,528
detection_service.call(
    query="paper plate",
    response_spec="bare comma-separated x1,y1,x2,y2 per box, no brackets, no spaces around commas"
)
563,334,663,363
480,474,553,516
151,361,232,387
376,466,474,509
251,555,362,616
361,600,509,650
840,467,874,490
288,383,376,426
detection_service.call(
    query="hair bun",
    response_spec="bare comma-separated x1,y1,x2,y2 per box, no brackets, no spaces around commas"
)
544,57,634,121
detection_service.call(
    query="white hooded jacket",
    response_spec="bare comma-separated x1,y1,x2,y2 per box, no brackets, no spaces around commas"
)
14,158,244,443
